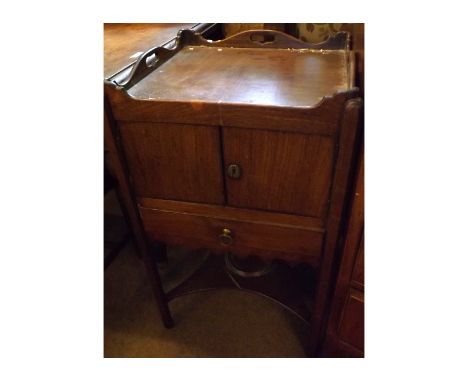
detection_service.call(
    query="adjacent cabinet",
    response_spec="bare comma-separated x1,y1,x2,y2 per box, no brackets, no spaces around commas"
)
321,147,364,357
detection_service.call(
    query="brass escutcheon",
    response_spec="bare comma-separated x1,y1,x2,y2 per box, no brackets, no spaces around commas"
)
227,164,242,179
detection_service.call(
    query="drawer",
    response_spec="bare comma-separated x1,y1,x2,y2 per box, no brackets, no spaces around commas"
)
138,198,325,265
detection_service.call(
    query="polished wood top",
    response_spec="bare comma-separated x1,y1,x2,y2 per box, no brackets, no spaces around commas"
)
104,23,196,78
127,46,350,108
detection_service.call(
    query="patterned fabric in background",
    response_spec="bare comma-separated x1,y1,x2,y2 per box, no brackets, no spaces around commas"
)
222,23,353,43
223,23,286,37
297,23,344,43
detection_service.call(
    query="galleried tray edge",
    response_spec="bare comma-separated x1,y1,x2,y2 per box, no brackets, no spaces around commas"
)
104,29,357,108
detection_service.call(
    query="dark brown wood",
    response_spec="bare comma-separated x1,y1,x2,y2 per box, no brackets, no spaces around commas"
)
104,99,173,328
351,235,364,290
104,27,357,133
310,98,363,353
191,29,349,50
104,85,356,135
109,26,218,88
350,24,364,98
338,290,364,350
113,28,351,90
139,198,324,265
107,24,221,88
138,198,324,230
118,121,224,205
223,127,335,218
340,24,364,97
126,46,351,107
321,144,364,357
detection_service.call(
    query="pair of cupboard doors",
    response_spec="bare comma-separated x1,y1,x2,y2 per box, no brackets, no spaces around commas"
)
120,121,335,221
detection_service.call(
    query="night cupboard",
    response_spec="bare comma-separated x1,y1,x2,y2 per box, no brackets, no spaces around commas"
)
104,28,362,355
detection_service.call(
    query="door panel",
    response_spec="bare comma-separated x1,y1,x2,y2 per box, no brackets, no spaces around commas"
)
223,127,335,217
119,122,224,204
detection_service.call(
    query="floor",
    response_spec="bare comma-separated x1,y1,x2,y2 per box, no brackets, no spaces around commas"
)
104,190,309,357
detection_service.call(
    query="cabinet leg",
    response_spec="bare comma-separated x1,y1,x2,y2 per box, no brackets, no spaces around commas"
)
157,295,174,329
104,105,173,329
142,253,174,328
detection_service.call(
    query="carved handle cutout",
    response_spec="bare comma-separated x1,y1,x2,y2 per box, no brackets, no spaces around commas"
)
250,32,276,45
145,53,159,67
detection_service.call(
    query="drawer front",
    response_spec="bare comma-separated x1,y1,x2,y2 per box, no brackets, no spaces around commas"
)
223,127,335,218
139,200,324,264
119,121,224,205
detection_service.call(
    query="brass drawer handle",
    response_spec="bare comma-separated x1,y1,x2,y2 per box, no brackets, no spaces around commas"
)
219,228,233,246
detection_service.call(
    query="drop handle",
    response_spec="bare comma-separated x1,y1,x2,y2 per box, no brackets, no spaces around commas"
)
227,164,242,179
219,228,233,246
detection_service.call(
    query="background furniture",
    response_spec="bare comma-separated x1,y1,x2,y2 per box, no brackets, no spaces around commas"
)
104,24,220,79
321,146,364,357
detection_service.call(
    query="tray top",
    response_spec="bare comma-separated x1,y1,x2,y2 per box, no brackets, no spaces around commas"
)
104,23,196,79
126,45,351,108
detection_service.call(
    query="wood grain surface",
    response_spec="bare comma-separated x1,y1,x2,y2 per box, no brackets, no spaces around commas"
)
223,127,335,217
127,46,349,107
119,121,224,205
321,144,364,357
310,98,362,352
337,290,364,350
104,23,196,78
105,84,356,135
139,198,324,265
138,198,324,230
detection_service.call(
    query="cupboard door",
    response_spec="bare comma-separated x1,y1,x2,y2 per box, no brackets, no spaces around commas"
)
223,128,335,218
119,122,224,204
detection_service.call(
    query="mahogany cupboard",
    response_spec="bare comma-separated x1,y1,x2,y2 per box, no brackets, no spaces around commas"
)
104,28,363,355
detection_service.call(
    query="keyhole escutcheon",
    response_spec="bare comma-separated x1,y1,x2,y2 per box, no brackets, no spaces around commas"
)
227,164,242,179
